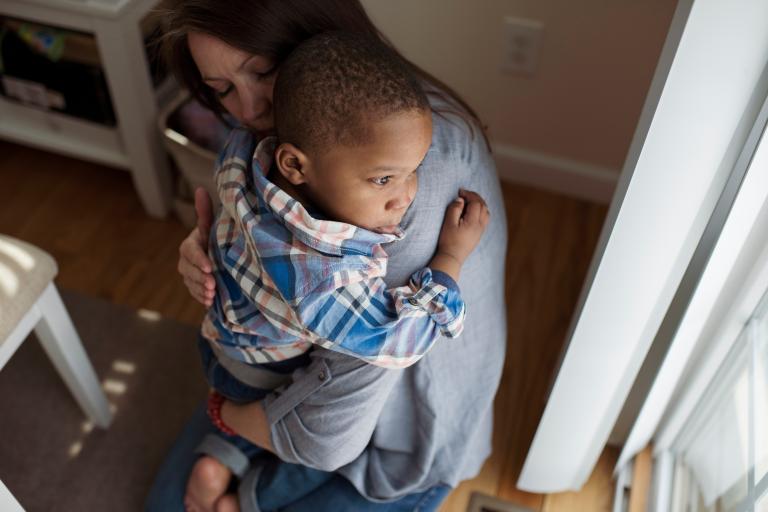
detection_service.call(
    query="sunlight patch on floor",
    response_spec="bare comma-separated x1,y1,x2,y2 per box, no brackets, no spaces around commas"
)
137,309,162,322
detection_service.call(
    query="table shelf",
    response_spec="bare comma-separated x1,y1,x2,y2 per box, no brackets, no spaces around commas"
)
0,97,129,169
0,0,174,217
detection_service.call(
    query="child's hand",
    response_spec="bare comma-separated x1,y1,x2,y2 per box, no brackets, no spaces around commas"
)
429,190,489,280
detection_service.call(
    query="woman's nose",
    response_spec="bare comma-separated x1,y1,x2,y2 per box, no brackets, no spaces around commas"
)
238,87,262,123
240,93,258,123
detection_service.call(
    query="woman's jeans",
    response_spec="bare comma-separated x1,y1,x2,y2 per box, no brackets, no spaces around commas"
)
144,403,451,511
144,340,451,511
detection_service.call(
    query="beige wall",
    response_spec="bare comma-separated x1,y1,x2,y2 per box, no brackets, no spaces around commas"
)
361,0,677,175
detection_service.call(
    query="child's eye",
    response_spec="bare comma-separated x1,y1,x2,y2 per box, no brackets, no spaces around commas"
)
216,84,234,99
370,176,392,186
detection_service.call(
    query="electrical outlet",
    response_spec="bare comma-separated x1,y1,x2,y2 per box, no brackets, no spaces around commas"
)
502,17,543,75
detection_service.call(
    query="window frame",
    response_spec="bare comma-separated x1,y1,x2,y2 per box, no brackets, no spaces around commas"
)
630,89,768,511
519,0,768,492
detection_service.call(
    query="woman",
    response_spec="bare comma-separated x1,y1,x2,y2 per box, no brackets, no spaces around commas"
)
147,1,508,510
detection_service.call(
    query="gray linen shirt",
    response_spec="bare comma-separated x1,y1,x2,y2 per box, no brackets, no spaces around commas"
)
260,100,508,500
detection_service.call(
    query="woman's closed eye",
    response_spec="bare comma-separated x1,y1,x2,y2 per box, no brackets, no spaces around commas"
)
253,67,276,81
215,84,234,99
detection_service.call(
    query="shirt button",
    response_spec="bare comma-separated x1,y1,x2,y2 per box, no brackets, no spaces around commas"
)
318,371,326,381
408,297,419,306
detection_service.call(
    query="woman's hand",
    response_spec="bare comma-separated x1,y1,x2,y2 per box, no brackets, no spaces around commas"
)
178,188,216,307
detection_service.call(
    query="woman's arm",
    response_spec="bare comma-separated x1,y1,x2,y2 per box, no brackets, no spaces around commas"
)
222,350,399,471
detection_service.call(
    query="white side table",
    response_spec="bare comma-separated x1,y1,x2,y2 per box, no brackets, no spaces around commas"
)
0,0,173,218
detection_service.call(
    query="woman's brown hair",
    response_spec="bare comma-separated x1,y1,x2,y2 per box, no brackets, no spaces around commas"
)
158,0,488,146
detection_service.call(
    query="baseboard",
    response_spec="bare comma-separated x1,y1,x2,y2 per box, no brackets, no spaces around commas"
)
492,143,620,204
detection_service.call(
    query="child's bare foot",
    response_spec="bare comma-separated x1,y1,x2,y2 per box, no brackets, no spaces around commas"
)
184,456,232,512
215,494,240,512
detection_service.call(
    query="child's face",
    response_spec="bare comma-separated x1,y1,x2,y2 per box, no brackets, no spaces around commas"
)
279,111,433,234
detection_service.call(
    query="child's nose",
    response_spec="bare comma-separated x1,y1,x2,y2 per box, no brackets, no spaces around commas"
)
387,191,413,211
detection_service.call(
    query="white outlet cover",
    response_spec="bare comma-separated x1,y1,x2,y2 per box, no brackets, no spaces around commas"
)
503,17,543,75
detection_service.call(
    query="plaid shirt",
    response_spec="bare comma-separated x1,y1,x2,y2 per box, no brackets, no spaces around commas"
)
201,129,465,369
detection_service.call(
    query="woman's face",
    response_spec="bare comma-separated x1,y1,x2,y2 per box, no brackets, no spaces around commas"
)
188,32,277,134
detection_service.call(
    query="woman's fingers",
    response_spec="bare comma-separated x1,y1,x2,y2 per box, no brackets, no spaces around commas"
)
177,189,215,307
178,225,216,306
183,276,212,306
178,253,214,290
180,229,212,273
194,187,214,238
179,254,215,306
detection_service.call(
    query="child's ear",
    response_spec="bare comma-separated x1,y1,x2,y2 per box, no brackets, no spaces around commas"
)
275,143,309,185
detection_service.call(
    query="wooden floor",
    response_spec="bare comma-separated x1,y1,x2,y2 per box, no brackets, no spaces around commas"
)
0,140,613,511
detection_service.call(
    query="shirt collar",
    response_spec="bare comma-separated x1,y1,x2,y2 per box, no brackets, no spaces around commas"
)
240,133,404,257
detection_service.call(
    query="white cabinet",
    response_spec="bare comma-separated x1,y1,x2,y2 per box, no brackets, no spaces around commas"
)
0,0,174,218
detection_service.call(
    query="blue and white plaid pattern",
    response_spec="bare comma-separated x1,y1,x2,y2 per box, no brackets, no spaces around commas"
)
201,129,465,369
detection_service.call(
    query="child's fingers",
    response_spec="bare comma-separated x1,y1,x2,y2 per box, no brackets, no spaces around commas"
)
464,199,485,225
458,189,484,204
479,198,490,224
444,196,465,226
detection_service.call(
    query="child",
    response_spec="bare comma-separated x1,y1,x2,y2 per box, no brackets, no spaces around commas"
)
186,31,490,512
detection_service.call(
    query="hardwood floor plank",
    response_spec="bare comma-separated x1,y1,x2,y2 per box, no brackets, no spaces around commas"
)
442,184,609,511
541,446,619,512
0,141,204,326
628,445,653,512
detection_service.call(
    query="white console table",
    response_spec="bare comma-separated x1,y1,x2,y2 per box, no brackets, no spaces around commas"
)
0,0,173,218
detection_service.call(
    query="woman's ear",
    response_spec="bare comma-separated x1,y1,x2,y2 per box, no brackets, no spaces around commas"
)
275,143,309,185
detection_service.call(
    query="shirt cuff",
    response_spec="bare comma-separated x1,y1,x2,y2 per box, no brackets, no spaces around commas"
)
428,269,460,292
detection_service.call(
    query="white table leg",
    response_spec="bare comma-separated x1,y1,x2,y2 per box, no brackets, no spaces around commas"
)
33,284,113,429
94,13,173,218
0,479,25,512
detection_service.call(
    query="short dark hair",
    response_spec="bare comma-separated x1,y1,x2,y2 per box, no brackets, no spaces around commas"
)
273,32,430,154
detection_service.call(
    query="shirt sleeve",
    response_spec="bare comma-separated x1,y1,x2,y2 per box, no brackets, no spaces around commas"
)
294,267,466,368
262,348,400,471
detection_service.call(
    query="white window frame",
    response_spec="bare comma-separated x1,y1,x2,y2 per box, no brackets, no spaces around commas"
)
624,86,768,511
518,0,768,493
658,312,768,512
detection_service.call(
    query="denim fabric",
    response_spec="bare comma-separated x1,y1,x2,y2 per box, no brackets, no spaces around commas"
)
143,403,451,512
197,336,309,403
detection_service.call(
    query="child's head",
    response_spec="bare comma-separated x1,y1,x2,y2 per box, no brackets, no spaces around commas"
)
272,32,432,234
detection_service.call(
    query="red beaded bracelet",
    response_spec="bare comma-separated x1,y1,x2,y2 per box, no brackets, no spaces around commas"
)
207,391,237,436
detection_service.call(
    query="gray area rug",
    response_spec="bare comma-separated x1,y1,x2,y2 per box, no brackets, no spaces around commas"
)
0,290,207,512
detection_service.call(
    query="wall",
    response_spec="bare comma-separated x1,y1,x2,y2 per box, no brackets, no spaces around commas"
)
361,0,678,202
